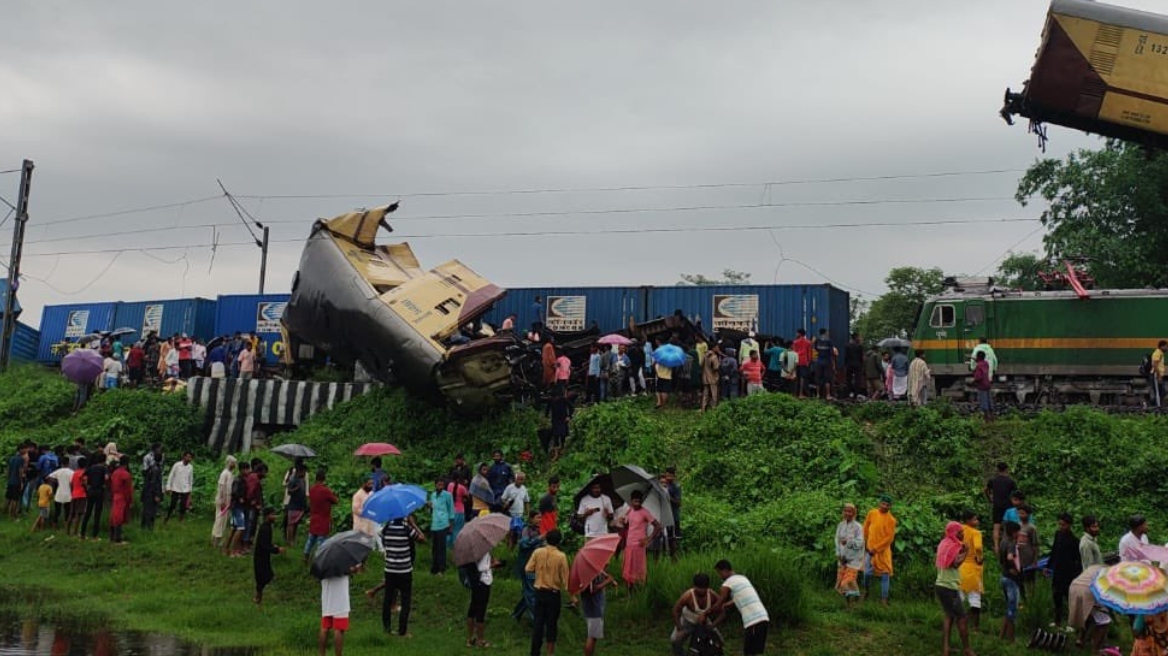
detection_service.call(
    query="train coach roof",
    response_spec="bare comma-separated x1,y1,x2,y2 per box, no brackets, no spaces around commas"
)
1052,0,1168,36
931,287,1168,301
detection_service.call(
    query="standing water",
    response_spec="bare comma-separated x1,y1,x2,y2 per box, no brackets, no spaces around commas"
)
0,617,256,655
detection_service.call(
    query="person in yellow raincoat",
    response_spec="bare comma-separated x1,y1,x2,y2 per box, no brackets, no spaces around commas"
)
863,494,897,605
958,510,985,630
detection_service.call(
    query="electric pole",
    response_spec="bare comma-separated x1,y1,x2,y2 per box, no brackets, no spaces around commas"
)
0,160,33,371
258,224,269,294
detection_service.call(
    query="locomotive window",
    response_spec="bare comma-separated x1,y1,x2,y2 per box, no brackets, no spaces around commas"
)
929,305,955,328
964,305,985,327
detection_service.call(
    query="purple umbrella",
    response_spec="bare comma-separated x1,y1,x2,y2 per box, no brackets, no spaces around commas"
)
61,349,103,384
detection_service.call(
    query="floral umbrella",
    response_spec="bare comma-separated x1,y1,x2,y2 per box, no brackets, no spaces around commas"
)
1091,561,1168,615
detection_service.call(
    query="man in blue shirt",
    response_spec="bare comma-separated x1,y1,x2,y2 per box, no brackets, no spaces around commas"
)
531,296,544,335
6,444,27,519
429,477,455,574
762,339,786,392
487,451,514,505
35,445,58,487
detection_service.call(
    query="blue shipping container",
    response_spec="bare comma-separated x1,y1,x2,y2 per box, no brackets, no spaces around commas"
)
37,302,119,362
11,321,39,362
113,298,218,343
646,284,851,347
214,294,292,364
480,286,644,335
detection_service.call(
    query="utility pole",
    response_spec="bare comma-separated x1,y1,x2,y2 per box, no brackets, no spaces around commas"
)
0,160,33,371
258,224,269,294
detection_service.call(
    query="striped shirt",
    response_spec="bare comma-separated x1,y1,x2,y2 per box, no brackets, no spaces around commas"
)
381,522,421,575
723,574,769,629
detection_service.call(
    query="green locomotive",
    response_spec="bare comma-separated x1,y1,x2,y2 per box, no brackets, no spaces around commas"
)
911,278,1164,404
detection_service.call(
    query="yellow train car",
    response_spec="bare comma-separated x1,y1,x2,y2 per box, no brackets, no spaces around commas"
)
282,204,521,413
1002,0,1168,148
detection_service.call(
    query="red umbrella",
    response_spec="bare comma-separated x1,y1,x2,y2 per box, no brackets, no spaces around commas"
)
569,533,621,594
353,442,402,457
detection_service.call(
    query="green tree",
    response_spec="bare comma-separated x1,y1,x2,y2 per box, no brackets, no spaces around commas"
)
854,267,945,340
995,252,1044,291
678,269,753,285
1016,140,1168,288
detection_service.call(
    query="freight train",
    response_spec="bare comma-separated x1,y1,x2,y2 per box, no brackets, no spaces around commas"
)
1002,0,1168,148
913,277,1161,405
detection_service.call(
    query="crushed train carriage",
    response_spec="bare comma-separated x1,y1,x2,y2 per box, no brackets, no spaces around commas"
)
281,204,532,414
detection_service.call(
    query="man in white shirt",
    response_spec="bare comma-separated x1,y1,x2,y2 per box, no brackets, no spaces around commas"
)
165,451,195,524
575,482,614,539
1119,515,1151,563
321,572,354,656
501,471,531,548
709,559,770,655
49,464,73,529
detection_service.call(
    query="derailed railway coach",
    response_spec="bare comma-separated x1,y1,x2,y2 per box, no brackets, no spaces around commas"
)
913,279,1167,405
1001,0,1168,148
281,204,526,414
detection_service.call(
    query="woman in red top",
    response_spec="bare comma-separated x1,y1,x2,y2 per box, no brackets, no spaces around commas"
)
304,471,338,562
68,458,88,537
109,457,134,544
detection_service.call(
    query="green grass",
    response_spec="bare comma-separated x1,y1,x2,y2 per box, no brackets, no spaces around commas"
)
0,516,1130,655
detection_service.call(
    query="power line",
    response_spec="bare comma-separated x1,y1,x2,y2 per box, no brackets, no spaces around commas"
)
262,196,1016,224
37,195,223,227
15,216,1039,258
235,167,1026,200
0,169,20,175
23,221,244,247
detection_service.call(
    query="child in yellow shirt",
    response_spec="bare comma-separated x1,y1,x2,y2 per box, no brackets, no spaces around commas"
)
32,480,53,532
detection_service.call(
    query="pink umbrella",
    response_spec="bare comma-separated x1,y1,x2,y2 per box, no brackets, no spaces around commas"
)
570,533,621,594
597,334,632,346
353,442,402,457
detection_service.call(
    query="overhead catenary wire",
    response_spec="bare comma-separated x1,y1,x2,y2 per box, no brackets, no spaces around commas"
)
234,167,1026,200
14,216,1040,258
260,196,1016,225
37,195,223,228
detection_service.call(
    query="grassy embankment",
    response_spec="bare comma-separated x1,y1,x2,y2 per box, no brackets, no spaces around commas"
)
0,365,1154,654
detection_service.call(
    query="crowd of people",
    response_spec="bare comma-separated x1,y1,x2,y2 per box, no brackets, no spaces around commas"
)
79,330,266,391
860,462,1167,656
195,448,770,656
529,314,1002,420
6,438,195,543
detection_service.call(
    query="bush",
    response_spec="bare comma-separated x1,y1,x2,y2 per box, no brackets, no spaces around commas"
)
18,388,204,463
686,394,877,504
0,365,74,432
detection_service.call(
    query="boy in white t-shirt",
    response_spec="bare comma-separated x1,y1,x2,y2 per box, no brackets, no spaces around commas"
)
320,564,362,656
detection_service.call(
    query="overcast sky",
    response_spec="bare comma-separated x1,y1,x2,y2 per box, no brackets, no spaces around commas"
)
4,0,1161,326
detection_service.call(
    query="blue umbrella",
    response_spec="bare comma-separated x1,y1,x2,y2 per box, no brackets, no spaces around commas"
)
653,344,687,368
360,484,428,523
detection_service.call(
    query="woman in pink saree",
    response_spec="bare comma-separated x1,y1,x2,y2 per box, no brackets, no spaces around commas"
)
618,490,662,590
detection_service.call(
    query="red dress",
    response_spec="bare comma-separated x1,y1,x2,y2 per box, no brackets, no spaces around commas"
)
109,467,134,527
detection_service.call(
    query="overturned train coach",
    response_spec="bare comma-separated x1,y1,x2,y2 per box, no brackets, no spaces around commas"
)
913,284,1165,405
281,205,524,414
1002,0,1168,148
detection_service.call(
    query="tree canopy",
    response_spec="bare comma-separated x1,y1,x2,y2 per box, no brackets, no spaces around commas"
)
995,252,1044,291
852,266,945,341
1016,140,1168,288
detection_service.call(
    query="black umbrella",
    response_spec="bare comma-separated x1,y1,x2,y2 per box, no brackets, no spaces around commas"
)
877,337,912,349
271,443,317,461
110,327,137,338
310,530,378,580
572,472,624,518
